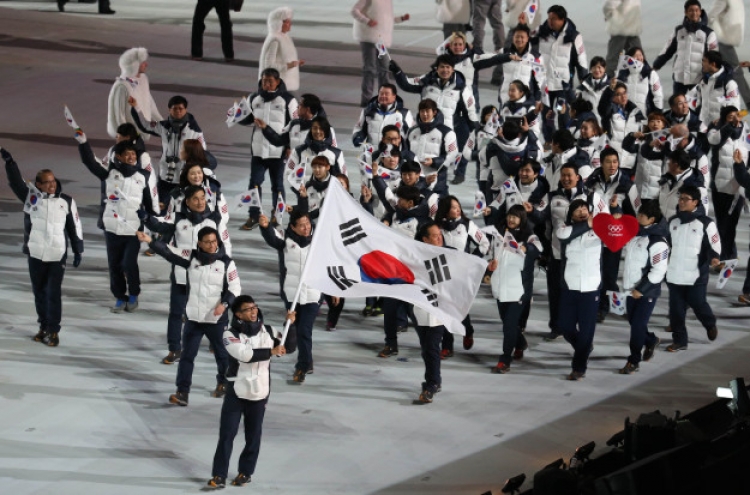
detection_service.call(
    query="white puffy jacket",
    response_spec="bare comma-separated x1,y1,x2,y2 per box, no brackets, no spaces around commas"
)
535,21,588,92
351,0,406,46
558,223,602,292
707,123,749,194
435,0,470,23
653,22,718,85
619,67,663,116
666,213,721,285
548,187,608,259
490,232,542,302
245,84,299,159
259,7,300,91
687,66,740,130
621,232,669,293
352,97,414,146
441,219,490,255
223,324,278,401
261,226,321,305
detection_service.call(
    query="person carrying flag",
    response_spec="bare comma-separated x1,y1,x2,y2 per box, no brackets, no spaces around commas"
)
2,147,84,347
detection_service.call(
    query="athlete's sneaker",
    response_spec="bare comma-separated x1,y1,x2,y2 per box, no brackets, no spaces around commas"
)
111,299,126,313
43,332,59,347
378,346,398,358
207,476,225,489
232,473,251,486
33,328,47,342
162,350,181,364
169,391,189,406
619,362,639,375
125,295,138,312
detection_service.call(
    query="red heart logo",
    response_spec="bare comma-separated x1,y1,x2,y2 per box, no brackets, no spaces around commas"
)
592,213,639,252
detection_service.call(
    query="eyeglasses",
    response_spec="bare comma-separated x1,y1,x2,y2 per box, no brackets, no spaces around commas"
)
238,305,258,313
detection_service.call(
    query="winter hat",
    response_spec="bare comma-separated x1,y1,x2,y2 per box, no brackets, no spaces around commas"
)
267,7,293,34
119,47,148,78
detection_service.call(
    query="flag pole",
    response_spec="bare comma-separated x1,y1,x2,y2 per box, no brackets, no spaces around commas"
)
278,179,341,345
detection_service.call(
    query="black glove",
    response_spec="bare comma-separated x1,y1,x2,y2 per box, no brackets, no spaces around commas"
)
136,208,149,221
0,147,11,162
73,253,82,268
388,59,402,74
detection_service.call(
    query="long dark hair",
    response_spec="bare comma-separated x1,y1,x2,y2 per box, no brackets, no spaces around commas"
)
435,195,467,225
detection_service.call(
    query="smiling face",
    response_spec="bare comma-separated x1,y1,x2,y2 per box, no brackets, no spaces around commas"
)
261,75,281,92
311,161,330,180
381,154,400,170
197,232,218,253
36,172,57,195
685,4,702,23
310,122,326,141
378,86,396,107
169,103,187,120
580,121,596,140
236,302,259,323
436,62,454,81
507,83,522,102
590,63,606,80
671,95,689,116
291,215,312,237
421,225,443,246
512,30,529,52
559,167,579,190
506,214,520,229
419,107,437,123
186,190,206,212
186,165,204,186
632,49,644,63
448,199,462,220
518,163,538,185
401,171,419,186
571,204,590,222
449,37,466,54
117,149,138,166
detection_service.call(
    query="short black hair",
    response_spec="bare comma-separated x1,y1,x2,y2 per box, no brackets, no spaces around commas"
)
434,54,454,68
261,68,281,80
380,83,398,96
678,184,701,201
590,56,606,69
415,219,439,242
289,208,310,227
231,294,256,315
684,0,702,12
521,159,542,175
513,24,531,37
638,200,662,222
300,94,321,115
418,98,438,112
168,95,188,108
197,226,219,242
400,160,421,174
183,184,205,201
551,129,576,151
599,147,620,164
396,184,421,205
381,124,400,138
310,115,332,138
502,120,521,140
703,50,722,68
116,123,139,141
112,141,136,156
547,5,567,20
669,149,691,171
668,93,687,108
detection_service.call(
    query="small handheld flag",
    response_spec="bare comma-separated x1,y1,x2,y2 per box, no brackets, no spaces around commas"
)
275,192,286,226
287,158,307,189
716,259,739,289
376,40,390,60
483,108,501,135
503,230,524,257
64,105,79,129
473,191,486,218
525,0,540,25
233,188,263,214
607,291,630,315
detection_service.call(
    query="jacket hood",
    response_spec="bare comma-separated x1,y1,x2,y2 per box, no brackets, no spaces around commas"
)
267,6,293,34
539,19,580,44
639,217,669,238
285,224,313,248
424,69,467,90
195,243,226,265
119,47,148,78
256,78,290,100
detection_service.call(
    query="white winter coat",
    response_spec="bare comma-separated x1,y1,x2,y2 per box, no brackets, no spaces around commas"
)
435,0,470,23
687,67,740,130
26,192,82,262
707,0,745,47
223,325,277,401
654,23,719,85
603,0,642,36
490,232,542,302
351,0,406,46
259,7,300,91
558,223,602,292
107,47,162,139
666,214,721,285
707,123,749,194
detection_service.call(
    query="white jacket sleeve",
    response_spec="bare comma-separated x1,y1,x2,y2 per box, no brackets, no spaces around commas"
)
223,330,254,363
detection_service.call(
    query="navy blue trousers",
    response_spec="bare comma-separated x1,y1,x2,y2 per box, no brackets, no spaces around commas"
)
599,246,621,314
441,315,474,351
286,302,319,372
667,283,716,347
28,256,66,333
176,320,228,393
415,325,443,393
248,157,284,219
104,231,141,300
559,289,599,373
497,300,525,365
382,298,413,348
626,295,659,365
212,385,266,479
545,258,561,333
167,282,188,352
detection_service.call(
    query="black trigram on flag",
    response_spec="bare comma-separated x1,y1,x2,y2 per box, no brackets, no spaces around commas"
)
340,218,367,246
421,288,438,307
424,254,451,285
327,266,357,291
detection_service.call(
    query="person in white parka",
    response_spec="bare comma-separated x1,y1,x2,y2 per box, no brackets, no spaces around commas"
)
259,7,304,92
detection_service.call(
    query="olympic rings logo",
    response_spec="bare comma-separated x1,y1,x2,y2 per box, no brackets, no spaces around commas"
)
608,224,624,233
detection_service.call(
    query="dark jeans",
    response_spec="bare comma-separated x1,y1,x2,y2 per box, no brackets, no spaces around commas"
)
324,295,345,328
626,295,659,365
286,302,319,372
28,256,66,333
212,385,266,478
191,0,234,59
712,190,740,260
599,246,621,314
415,325,443,393
248,157,285,219
441,315,474,351
559,289,599,373
454,118,471,178
176,319,229,393
667,283,716,347
382,298,413,348
545,258,561,333
104,231,141,300
497,300,525,365
168,282,188,352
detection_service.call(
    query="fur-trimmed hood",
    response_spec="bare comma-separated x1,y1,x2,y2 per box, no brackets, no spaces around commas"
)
267,6,293,34
119,47,148,78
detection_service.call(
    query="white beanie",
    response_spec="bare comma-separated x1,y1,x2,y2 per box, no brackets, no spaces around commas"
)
119,47,149,78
